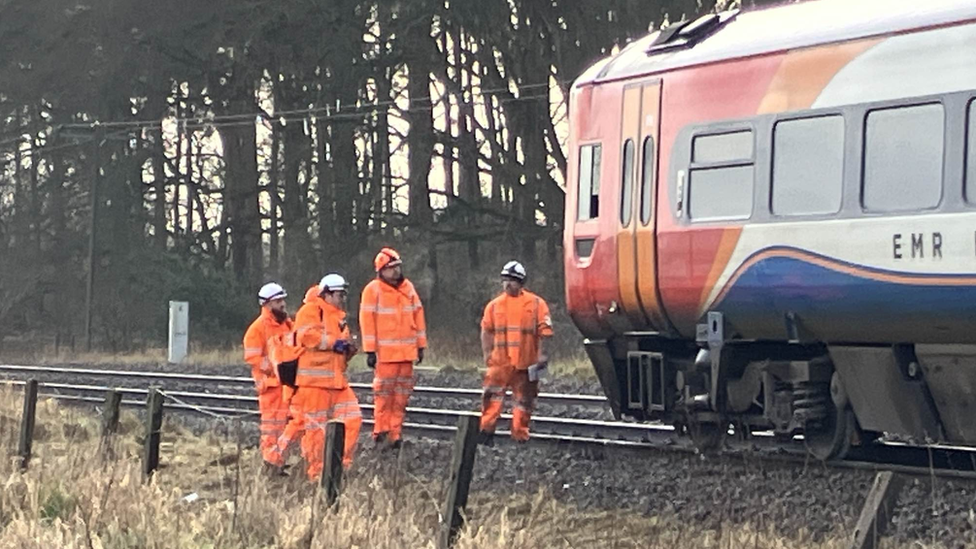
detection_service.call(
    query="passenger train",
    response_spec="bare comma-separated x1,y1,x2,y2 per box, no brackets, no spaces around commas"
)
564,0,976,459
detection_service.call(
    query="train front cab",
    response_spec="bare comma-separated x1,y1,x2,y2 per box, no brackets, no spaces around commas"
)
566,70,689,422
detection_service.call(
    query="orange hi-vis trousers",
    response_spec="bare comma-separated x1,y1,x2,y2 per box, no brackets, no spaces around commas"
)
257,386,289,464
276,386,362,479
372,361,413,441
266,385,300,467
480,363,539,441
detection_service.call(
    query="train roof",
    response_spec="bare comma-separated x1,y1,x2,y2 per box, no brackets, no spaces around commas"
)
576,0,976,87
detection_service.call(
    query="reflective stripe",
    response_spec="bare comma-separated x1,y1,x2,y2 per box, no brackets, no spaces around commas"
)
244,347,262,358
296,368,336,378
361,304,378,312
416,330,426,338
484,385,504,393
376,306,397,314
362,335,376,342
378,338,418,346
319,331,332,350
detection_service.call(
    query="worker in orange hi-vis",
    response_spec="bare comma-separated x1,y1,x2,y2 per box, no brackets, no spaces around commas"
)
479,261,554,445
290,274,363,478
360,247,427,450
264,284,320,469
242,282,294,468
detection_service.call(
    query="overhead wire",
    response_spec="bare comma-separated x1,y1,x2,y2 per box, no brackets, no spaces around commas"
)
58,79,568,131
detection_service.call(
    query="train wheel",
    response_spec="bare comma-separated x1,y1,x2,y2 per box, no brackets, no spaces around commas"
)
804,405,854,461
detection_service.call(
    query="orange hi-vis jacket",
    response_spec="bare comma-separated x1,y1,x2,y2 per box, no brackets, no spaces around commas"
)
243,308,295,389
295,296,355,389
481,290,554,370
360,278,427,362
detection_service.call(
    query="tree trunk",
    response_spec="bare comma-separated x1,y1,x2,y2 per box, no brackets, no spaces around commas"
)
269,119,280,277
152,120,168,248
282,117,312,292
220,102,261,284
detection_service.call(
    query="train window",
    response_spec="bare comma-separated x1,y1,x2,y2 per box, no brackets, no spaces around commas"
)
688,129,754,221
640,136,655,225
688,165,754,220
620,139,635,226
577,144,602,220
693,131,753,163
772,116,844,216
967,100,976,203
863,103,944,212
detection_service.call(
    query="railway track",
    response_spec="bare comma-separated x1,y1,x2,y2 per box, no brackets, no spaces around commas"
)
2,364,976,481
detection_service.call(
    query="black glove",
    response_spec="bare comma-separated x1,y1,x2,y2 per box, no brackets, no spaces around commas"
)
367,352,377,369
416,348,425,365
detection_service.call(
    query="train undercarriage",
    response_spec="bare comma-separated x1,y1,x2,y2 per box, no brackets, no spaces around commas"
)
585,312,973,460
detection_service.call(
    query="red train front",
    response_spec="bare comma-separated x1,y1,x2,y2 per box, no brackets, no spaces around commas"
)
565,0,976,458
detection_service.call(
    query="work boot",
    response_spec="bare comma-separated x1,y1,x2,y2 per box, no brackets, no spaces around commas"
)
262,462,288,478
374,432,388,449
478,431,495,447
390,439,403,451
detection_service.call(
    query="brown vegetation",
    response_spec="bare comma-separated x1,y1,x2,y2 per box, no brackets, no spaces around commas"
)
0,388,954,548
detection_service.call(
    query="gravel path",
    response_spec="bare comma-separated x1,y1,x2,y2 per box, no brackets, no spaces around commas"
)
348,437,976,545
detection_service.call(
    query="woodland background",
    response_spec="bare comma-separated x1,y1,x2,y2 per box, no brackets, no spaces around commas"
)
0,0,773,355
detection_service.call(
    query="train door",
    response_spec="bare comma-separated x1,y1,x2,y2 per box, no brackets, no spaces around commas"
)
616,85,649,327
635,82,670,330
617,81,671,331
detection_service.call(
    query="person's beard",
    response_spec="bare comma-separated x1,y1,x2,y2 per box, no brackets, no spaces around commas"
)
272,308,289,322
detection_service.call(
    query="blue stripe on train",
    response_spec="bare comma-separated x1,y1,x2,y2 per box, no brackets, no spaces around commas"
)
714,255,976,320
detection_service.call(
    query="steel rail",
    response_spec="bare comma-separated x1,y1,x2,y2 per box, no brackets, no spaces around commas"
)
0,364,607,406
27,386,976,481
7,374,976,480
3,379,648,441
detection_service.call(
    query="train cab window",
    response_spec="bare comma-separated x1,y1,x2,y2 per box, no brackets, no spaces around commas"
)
640,136,655,225
620,139,635,226
772,116,844,216
863,103,944,212
688,130,754,221
967,100,976,203
577,144,602,220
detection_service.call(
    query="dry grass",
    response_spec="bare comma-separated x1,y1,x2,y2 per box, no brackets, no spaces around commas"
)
0,387,954,548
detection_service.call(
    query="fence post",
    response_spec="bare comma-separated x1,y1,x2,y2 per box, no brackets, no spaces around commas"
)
102,389,122,437
321,421,346,509
849,471,906,549
17,379,39,470
437,415,480,549
143,388,164,479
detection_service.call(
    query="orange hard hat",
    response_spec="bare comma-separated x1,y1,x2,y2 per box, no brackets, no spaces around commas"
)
374,247,402,272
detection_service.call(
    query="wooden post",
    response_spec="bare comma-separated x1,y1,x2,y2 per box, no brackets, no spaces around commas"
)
437,415,480,549
143,388,164,479
849,471,906,549
102,389,122,436
17,379,39,469
321,421,346,508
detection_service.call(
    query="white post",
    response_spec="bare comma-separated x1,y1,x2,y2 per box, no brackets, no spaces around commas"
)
168,301,189,364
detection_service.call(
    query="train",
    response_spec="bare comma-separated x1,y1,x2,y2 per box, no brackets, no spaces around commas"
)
564,0,976,459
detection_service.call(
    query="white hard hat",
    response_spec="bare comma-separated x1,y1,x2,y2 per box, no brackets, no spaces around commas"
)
258,282,287,305
500,260,526,281
319,273,349,292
